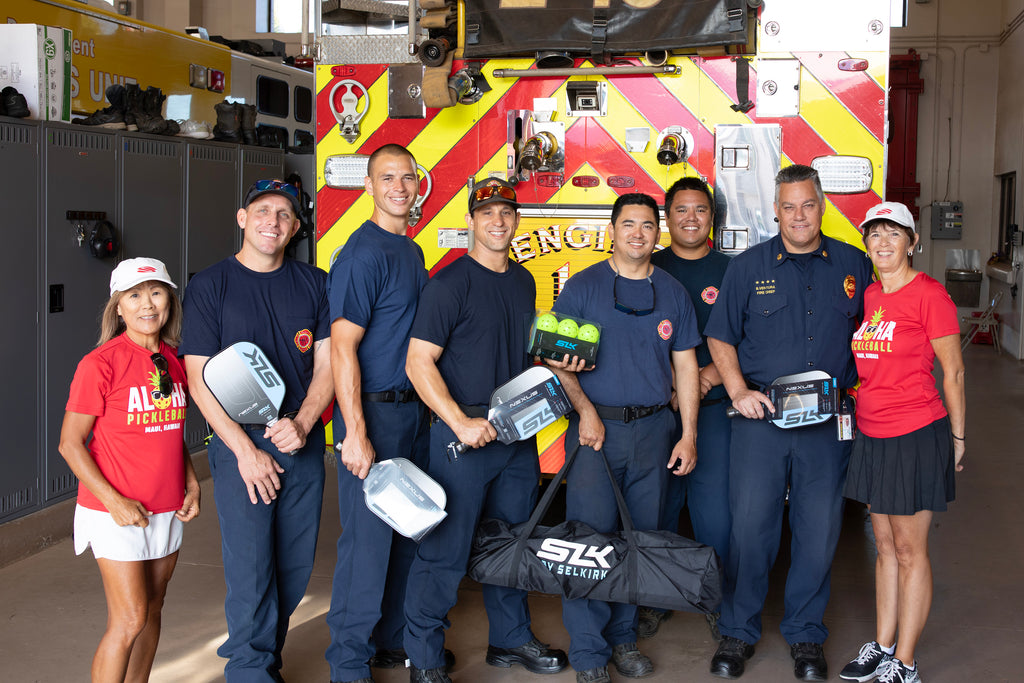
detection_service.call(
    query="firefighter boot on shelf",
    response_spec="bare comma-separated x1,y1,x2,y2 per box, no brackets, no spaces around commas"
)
137,86,178,135
238,102,257,145
213,99,242,142
1,86,31,118
73,84,127,128
123,83,143,131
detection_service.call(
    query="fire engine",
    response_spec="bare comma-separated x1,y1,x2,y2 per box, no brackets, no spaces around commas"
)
314,0,893,471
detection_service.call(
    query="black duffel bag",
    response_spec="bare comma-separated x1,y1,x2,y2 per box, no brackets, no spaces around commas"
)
468,444,721,613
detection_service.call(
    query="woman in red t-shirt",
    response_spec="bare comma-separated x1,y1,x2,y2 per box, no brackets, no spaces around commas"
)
59,257,200,683
839,204,965,683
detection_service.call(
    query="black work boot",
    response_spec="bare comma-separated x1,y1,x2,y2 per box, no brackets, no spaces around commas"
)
123,83,143,130
213,99,241,142
1,86,31,118
239,102,258,145
74,84,126,128
137,86,170,134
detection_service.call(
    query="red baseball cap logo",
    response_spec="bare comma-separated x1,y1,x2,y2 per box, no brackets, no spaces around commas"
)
876,208,892,215
138,266,157,273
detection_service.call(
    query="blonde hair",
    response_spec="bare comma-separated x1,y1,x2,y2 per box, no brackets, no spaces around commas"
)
98,282,183,347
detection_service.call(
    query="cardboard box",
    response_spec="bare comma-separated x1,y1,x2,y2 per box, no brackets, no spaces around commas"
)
0,25,72,122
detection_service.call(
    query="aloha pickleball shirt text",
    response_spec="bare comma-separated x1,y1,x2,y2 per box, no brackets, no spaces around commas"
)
552,260,700,407
179,256,329,414
410,255,535,407
704,235,873,390
67,334,188,514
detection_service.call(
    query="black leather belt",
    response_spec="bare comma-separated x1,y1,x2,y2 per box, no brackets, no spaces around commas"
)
593,403,666,424
363,389,418,403
457,403,487,419
700,397,727,408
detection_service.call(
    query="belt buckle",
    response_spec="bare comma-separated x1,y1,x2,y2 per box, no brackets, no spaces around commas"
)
622,407,636,424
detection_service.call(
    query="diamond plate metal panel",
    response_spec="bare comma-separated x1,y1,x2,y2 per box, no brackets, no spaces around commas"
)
319,35,418,64
321,0,409,17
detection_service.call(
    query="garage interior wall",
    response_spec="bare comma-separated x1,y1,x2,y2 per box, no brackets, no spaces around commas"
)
137,0,1024,358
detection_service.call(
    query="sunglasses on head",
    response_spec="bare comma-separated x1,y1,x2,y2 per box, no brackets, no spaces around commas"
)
613,273,656,316
473,184,517,204
150,353,173,398
254,179,300,200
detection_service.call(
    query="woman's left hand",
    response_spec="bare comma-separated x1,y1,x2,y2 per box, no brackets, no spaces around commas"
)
176,483,201,522
954,438,966,472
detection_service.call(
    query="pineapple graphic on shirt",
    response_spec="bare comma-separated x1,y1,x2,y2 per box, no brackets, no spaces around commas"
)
149,370,173,409
862,307,885,341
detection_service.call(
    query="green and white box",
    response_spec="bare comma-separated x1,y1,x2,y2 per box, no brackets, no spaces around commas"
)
0,24,72,121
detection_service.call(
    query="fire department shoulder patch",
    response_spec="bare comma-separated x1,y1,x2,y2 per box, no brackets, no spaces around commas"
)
701,286,719,305
843,275,856,299
657,319,673,340
294,329,313,353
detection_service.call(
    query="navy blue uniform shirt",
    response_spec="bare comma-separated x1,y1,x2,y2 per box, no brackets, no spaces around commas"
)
704,234,872,389
553,260,701,407
327,220,427,393
410,255,536,407
651,247,732,402
181,256,330,414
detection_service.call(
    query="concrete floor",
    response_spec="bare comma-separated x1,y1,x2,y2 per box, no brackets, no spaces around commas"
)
1,343,1021,682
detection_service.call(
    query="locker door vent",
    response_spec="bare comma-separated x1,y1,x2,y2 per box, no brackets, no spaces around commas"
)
0,122,35,146
190,144,233,163
0,486,36,517
124,138,177,158
49,472,77,498
245,150,282,166
49,128,112,151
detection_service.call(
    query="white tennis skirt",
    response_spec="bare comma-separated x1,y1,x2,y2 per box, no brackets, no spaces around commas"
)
74,505,183,561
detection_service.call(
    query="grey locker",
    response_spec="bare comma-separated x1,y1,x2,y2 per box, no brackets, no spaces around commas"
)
42,123,119,504
182,141,238,451
0,119,42,522
184,141,238,284
120,135,185,286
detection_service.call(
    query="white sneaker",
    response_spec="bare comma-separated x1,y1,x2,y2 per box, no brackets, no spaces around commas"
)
840,641,893,681
875,657,921,683
176,119,213,139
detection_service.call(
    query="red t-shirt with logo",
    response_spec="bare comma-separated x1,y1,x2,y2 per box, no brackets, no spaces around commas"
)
66,334,189,513
851,273,959,438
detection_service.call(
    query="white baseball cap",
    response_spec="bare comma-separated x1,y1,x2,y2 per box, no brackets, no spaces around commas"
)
860,201,916,233
109,257,178,296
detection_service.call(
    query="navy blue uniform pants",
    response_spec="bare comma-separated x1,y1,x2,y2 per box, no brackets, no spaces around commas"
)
325,400,430,682
403,419,540,670
719,418,850,646
659,401,732,564
208,425,326,682
561,408,673,671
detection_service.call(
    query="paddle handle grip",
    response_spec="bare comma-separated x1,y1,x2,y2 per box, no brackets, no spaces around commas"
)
265,416,299,456
446,440,469,461
726,406,740,418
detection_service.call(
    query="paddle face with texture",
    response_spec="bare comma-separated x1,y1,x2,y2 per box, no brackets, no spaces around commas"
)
203,341,286,426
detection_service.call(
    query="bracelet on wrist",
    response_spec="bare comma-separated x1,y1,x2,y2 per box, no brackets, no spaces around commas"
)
952,434,965,441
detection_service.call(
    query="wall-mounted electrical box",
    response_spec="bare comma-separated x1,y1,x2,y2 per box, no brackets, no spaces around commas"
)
931,200,963,239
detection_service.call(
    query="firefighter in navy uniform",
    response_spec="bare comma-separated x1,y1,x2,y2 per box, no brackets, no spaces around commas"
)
325,144,445,683
403,179,568,683
550,193,701,683
641,177,733,640
704,165,873,681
